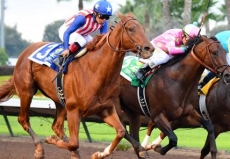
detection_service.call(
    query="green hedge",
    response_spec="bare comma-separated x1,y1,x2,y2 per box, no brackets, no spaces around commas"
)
0,66,14,75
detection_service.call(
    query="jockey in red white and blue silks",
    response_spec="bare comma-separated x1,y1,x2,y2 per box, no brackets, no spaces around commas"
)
59,0,113,57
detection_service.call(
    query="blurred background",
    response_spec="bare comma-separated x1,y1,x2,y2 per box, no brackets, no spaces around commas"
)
0,0,229,65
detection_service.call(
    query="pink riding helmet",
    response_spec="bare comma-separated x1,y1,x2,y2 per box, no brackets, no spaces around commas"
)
183,22,200,38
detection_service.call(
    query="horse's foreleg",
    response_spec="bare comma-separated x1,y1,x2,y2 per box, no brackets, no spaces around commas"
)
46,107,81,158
141,120,155,149
50,103,68,142
199,117,217,159
122,106,142,142
93,106,126,159
179,110,217,159
117,101,146,158
150,120,182,149
153,113,177,155
200,127,221,159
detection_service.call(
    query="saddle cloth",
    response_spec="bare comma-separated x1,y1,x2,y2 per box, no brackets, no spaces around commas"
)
28,42,87,74
199,77,219,95
120,56,156,87
28,43,64,72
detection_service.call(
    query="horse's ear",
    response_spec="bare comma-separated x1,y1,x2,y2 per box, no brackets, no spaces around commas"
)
126,12,135,18
117,12,125,22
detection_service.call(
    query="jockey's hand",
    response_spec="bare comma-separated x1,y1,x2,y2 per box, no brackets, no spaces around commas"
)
61,49,70,57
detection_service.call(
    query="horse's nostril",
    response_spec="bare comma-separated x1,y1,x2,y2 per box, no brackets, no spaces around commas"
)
144,46,154,52
144,46,150,51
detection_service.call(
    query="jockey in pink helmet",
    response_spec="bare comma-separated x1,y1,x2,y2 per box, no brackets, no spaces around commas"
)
183,22,200,39
53,0,113,67
136,22,200,83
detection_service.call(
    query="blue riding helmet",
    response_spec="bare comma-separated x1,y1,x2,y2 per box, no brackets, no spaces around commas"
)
93,0,113,16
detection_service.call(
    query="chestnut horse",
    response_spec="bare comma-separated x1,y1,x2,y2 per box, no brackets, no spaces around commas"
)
144,75,230,158
118,36,230,159
0,13,154,159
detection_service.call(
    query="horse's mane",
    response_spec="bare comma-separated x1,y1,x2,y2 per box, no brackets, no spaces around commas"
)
85,34,107,51
158,35,204,70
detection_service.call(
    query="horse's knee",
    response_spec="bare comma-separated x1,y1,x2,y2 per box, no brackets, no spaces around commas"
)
117,127,126,138
201,119,214,133
18,116,29,130
169,135,177,147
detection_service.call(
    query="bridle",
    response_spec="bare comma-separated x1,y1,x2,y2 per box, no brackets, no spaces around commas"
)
191,36,229,78
106,18,143,55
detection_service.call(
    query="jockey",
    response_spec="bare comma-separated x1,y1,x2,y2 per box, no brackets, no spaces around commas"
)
198,30,230,91
53,0,113,66
136,22,200,83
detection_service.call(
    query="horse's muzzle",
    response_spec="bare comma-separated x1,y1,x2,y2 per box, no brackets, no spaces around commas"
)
140,45,154,59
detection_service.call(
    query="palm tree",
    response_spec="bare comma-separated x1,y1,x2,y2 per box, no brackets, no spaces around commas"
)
183,0,192,24
119,0,163,38
225,0,230,29
162,0,171,30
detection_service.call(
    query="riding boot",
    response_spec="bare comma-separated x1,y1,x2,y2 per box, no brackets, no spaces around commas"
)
136,63,152,83
69,42,81,54
53,42,81,68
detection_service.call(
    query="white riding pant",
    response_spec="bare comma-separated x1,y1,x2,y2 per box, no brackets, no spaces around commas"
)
140,46,173,68
59,24,93,47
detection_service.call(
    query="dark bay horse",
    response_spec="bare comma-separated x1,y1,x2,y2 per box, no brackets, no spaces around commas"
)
0,13,154,159
118,36,230,159
144,75,230,158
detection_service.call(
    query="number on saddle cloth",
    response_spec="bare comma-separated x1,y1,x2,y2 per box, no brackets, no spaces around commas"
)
121,56,159,87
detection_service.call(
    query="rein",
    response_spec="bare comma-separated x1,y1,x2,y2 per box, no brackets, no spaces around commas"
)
191,38,229,76
106,18,142,55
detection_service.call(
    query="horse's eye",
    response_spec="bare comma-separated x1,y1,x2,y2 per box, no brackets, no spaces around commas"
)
212,50,217,56
128,27,134,32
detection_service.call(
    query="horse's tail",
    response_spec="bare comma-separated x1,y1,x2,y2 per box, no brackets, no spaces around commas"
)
0,76,16,102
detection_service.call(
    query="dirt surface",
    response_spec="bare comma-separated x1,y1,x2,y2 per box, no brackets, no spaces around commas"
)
0,135,229,159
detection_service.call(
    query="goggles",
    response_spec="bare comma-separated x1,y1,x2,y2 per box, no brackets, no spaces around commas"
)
182,32,190,41
97,14,110,20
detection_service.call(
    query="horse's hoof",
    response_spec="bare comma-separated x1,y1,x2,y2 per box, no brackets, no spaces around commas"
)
91,151,103,159
71,150,81,159
45,135,59,144
151,144,161,150
34,153,44,159
139,151,149,158
153,144,166,155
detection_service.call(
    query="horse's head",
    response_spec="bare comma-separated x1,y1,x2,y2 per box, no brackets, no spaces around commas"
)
190,35,230,83
107,12,154,59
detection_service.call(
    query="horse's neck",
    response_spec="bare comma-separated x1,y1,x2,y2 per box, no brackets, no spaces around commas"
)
90,30,124,77
81,33,125,87
179,53,204,82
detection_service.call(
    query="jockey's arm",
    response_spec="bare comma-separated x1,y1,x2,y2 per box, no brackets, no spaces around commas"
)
63,15,86,50
165,33,186,55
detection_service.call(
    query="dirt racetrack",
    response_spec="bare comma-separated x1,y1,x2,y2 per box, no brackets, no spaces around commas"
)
0,135,229,159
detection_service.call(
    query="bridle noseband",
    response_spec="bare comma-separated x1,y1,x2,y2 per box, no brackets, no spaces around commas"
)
106,18,143,55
